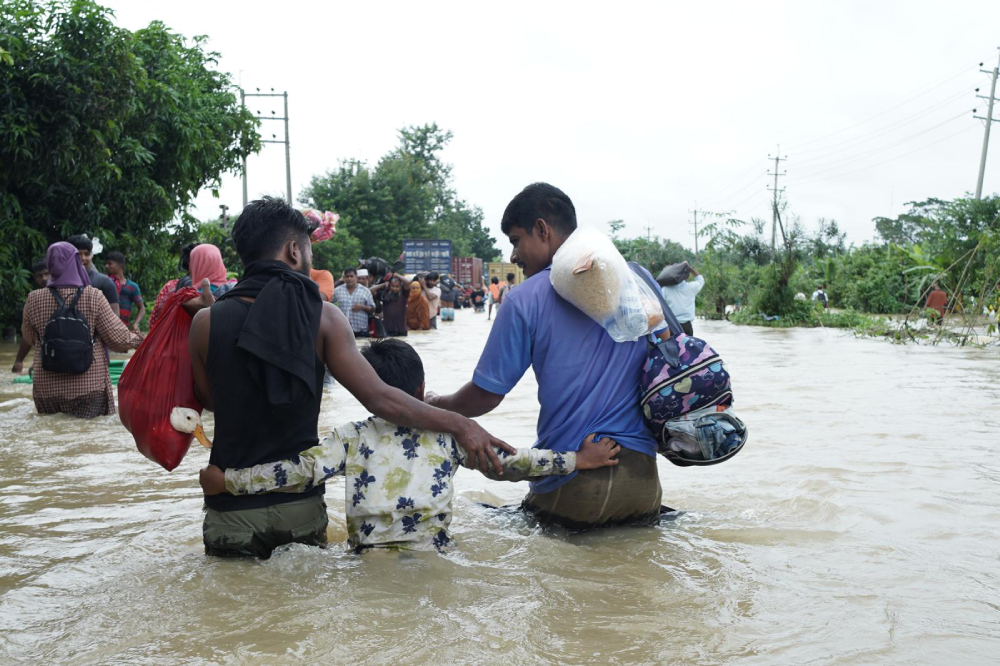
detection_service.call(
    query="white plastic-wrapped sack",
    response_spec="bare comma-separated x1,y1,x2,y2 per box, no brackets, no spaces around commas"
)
550,228,666,342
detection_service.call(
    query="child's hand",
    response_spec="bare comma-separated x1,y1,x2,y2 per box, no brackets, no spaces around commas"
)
576,434,621,470
199,464,226,495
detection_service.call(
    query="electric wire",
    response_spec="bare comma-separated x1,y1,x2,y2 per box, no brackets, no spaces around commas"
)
787,110,971,182
784,56,989,150
791,87,972,164
788,125,978,188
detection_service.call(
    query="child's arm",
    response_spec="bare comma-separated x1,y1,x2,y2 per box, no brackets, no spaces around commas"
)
209,425,359,496
457,434,620,482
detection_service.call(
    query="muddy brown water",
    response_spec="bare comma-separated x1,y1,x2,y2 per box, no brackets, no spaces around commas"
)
1,314,998,664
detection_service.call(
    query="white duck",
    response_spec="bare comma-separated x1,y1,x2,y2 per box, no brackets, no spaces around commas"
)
170,407,213,448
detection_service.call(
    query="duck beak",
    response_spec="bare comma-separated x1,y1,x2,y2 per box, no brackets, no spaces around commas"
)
193,423,212,449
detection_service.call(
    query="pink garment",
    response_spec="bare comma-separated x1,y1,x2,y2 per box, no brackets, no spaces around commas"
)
189,244,229,287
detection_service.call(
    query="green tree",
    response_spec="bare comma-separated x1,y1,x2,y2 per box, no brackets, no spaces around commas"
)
0,0,259,326
300,125,499,264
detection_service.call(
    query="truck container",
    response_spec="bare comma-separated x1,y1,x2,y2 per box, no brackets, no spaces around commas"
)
403,239,452,274
451,257,484,287
487,262,524,286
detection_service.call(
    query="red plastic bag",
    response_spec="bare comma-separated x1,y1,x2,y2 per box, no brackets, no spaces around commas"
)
119,287,203,471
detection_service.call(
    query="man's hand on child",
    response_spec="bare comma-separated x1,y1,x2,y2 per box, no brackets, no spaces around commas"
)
576,434,621,470
199,464,226,495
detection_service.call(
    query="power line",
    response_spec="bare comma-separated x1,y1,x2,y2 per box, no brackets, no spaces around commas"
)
784,56,991,151
787,110,971,182
791,88,971,165
700,160,763,206
788,125,979,188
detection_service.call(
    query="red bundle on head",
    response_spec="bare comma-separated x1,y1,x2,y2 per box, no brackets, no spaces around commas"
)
119,288,203,471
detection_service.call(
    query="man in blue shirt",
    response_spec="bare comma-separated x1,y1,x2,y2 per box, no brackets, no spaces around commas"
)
427,183,662,529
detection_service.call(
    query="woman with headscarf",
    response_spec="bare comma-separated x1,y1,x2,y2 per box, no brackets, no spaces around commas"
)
406,279,431,331
370,275,408,336
190,244,236,298
12,242,144,418
150,242,200,327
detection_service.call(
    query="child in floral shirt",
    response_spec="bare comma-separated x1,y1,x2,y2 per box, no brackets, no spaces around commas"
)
200,338,620,552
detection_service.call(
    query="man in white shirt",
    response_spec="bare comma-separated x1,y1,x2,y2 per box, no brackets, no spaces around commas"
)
660,261,704,336
422,272,442,329
811,285,829,309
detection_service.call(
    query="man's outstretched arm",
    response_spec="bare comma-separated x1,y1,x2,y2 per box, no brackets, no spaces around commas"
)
426,382,503,418
320,303,513,473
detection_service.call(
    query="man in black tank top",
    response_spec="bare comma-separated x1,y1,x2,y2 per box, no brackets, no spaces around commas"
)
190,197,513,559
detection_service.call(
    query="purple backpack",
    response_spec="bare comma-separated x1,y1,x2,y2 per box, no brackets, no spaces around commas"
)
630,263,734,452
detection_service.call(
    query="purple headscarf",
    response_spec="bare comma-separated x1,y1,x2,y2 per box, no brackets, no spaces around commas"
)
46,241,91,289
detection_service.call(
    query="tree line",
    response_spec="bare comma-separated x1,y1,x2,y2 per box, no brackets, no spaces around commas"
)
0,0,499,329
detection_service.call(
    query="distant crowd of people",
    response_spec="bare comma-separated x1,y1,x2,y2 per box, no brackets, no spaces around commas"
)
324,266,516,338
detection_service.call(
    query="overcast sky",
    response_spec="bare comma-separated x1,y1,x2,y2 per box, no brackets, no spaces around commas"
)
105,0,1000,255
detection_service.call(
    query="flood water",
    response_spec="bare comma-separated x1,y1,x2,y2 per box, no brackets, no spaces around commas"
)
1,312,998,664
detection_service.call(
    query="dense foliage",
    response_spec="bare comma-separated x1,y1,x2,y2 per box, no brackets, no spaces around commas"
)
608,195,999,337
300,124,500,271
0,0,259,327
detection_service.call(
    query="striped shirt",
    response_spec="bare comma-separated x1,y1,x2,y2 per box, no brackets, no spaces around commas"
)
333,284,375,333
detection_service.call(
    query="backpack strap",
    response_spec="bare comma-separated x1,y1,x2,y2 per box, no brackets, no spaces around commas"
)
48,286,67,309
67,286,85,309
627,262,683,368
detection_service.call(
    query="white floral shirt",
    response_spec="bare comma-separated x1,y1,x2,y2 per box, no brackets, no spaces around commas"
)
223,417,577,552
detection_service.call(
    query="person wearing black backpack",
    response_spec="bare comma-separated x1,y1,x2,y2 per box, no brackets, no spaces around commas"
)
11,242,143,418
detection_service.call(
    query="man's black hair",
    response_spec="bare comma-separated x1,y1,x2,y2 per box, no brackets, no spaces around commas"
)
491,276,499,284
343,267,357,276
106,251,125,268
180,243,200,272
500,182,577,236
361,338,424,397
31,258,47,273
506,273,515,282
230,196,317,266
427,271,439,281
66,234,92,252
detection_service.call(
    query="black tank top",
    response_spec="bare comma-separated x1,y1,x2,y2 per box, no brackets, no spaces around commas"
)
205,297,326,511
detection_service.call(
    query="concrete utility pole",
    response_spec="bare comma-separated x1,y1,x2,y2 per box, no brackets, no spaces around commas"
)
241,88,293,207
689,203,710,255
767,145,787,251
974,49,1000,200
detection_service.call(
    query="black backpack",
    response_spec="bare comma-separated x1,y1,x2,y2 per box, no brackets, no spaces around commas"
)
42,287,95,374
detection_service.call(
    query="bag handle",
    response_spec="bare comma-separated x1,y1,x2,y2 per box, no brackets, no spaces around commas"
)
627,262,683,367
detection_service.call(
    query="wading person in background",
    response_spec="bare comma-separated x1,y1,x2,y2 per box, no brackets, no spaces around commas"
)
66,235,119,318
406,280,431,331
660,261,703,336
12,242,143,417
310,267,334,302
190,244,236,298
439,278,456,322
488,276,501,319
150,243,199,327
422,272,441,329
104,251,145,332
333,267,375,338
190,197,511,559
371,275,409,336
811,284,829,310
925,282,948,324
31,258,49,288
427,183,662,530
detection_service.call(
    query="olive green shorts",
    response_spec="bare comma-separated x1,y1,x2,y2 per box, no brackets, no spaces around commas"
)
522,447,662,531
203,495,329,559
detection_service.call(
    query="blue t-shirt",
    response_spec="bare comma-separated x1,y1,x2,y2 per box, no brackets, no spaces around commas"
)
472,266,657,493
